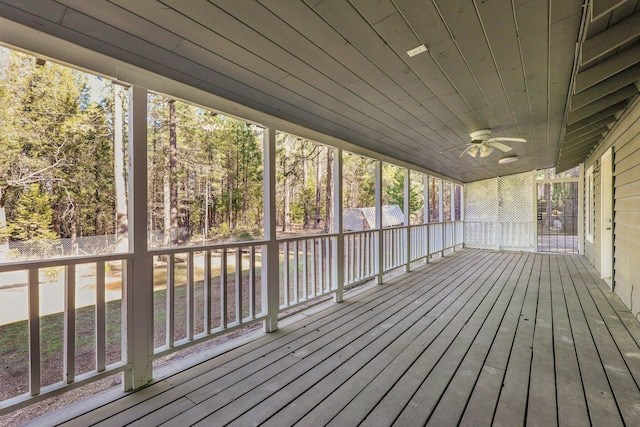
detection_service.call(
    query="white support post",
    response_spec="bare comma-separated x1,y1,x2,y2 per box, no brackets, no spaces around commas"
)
449,182,454,251
375,161,384,284
262,128,279,332
404,169,411,272
123,85,152,391
439,179,445,256
333,149,345,302
424,175,430,262
578,163,585,255
460,184,465,247
532,172,538,252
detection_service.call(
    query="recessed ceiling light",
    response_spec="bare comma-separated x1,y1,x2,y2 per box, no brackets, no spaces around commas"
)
498,156,518,164
407,44,428,57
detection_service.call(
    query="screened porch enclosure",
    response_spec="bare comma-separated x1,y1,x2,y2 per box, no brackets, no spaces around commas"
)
0,86,465,417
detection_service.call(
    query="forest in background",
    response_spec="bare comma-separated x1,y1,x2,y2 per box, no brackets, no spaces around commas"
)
0,47,460,261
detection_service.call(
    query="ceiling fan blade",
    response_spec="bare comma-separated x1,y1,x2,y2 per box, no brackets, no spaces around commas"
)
487,141,513,152
439,144,467,154
491,137,526,143
479,145,494,157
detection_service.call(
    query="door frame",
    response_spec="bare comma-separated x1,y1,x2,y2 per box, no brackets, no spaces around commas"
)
600,147,613,288
535,177,580,254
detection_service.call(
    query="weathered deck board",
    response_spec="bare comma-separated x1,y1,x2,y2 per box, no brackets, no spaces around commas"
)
458,251,535,426
492,253,542,426
36,249,640,427
551,255,590,426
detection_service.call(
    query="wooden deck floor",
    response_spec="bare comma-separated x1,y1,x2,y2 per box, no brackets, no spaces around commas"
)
40,249,640,426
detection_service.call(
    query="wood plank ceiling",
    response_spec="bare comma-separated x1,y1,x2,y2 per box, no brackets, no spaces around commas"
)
0,0,637,182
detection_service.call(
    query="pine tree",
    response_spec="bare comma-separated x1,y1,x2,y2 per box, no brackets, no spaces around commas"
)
5,184,57,241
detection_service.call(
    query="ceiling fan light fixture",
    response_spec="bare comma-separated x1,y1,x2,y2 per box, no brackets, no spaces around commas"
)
466,145,480,157
498,155,518,164
480,145,494,157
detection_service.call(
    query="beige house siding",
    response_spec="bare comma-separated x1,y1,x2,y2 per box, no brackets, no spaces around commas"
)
584,98,640,319
584,164,601,271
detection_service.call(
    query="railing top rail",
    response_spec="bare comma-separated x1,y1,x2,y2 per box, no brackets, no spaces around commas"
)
0,252,133,272
343,229,378,236
148,239,268,256
275,233,338,243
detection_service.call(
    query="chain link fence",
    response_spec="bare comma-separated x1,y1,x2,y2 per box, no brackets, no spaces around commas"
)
3,235,121,261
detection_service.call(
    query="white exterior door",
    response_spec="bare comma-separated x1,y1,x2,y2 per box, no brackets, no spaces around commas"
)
601,148,613,288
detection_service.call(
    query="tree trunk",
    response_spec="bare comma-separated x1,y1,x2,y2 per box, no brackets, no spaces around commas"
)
283,143,291,232
0,187,8,260
163,171,171,245
169,100,178,244
302,144,309,229
325,149,333,233
114,85,128,252
315,149,322,228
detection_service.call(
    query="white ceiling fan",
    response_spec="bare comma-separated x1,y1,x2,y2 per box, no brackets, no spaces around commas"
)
460,129,526,158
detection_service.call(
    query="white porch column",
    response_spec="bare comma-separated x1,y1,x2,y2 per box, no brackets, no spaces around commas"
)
404,168,411,272
375,160,384,284
439,179,445,256
262,128,279,332
460,184,465,247
123,85,152,390
578,163,585,255
449,182,455,251
424,175,430,262
333,149,344,302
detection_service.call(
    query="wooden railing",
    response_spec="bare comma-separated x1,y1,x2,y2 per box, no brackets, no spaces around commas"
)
464,220,532,251
344,230,379,286
278,235,337,310
149,241,267,358
0,220,464,414
0,254,131,412
382,227,408,272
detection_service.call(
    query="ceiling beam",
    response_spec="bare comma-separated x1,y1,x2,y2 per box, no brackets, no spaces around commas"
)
575,43,640,93
560,143,603,162
582,10,640,65
570,63,640,111
560,136,602,155
563,127,608,146
591,0,628,22
564,116,614,138
565,102,627,134
567,85,637,125
557,154,596,172
559,145,597,162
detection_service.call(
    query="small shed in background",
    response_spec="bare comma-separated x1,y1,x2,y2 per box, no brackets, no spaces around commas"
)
343,205,405,231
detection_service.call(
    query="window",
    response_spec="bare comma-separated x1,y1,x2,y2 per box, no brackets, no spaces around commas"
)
342,152,376,232
275,132,334,237
146,94,264,247
454,185,462,221
585,165,594,243
428,177,441,222
409,171,425,224
442,181,452,221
